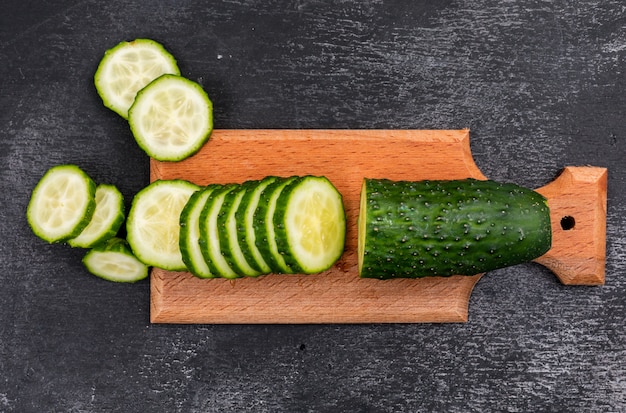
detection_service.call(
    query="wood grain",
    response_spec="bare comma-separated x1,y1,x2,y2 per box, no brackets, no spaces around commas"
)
534,166,607,285
149,130,606,324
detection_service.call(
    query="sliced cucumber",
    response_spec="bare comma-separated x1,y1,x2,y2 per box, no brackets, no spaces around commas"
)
274,176,346,274
94,38,180,119
82,237,149,283
128,74,213,162
68,184,125,248
179,186,217,278
199,184,240,278
126,179,200,271
217,182,262,277
235,177,277,274
253,176,298,274
27,164,96,243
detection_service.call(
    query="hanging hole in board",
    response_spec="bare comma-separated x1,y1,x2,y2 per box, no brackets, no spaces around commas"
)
560,215,575,230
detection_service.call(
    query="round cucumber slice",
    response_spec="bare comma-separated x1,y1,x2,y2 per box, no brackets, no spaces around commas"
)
128,74,213,161
94,38,180,119
274,176,346,274
126,179,200,271
82,237,149,283
68,184,125,248
179,186,218,279
253,177,298,274
27,164,97,243
199,184,240,279
217,182,262,277
235,177,278,274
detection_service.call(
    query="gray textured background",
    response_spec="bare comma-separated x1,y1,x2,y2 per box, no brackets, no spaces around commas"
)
1,1,625,412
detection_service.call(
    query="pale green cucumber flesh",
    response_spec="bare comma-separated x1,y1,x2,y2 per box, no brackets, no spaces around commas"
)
126,179,200,271
358,178,552,279
82,237,149,283
69,183,125,248
27,164,97,243
274,176,346,274
128,74,213,162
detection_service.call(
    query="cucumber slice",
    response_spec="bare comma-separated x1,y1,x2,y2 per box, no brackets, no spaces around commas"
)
235,177,277,274
27,164,96,243
68,184,125,248
128,74,213,161
253,176,298,274
94,38,180,119
126,179,200,270
217,182,262,277
199,184,240,278
274,176,346,274
179,186,218,279
82,238,149,283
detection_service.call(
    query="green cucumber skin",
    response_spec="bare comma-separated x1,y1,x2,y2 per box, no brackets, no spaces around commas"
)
199,184,240,278
179,187,215,279
272,177,305,273
217,182,261,277
235,177,278,274
253,177,297,274
359,178,552,279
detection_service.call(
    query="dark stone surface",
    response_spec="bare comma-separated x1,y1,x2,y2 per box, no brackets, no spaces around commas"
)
1,1,625,411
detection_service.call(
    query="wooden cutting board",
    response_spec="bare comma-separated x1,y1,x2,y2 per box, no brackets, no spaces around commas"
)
149,129,607,323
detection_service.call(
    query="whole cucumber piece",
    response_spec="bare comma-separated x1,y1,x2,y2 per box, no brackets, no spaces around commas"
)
358,178,552,279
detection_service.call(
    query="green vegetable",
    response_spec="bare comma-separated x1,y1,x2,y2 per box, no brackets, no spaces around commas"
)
180,176,346,279
217,182,263,277
27,164,96,243
126,179,200,271
68,184,125,248
358,178,552,279
274,176,347,274
179,187,216,278
199,184,240,278
128,74,213,161
253,177,299,274
94,38,180,119
82,238,148,283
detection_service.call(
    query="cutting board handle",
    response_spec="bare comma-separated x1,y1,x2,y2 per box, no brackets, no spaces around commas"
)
534,166,607,285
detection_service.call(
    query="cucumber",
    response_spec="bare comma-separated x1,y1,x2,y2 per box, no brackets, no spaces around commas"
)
179,186,217,278
235,176,278,274
68,184,125,248
27,164,97,243
126,179,200,270
82,237,149,283
199,184,240,278
274,176,346,274
358,178,552,279
217,183,262,277
94,38,180,119
253,176,298,274
128,74,213,161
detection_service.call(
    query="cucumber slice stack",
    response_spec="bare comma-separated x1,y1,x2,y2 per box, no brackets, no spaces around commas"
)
178,176,346,279
94,38,181,119
95,39,213,162
27,165,148,282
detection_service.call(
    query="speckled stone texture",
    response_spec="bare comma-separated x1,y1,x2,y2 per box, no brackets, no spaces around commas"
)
1,1,624,412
